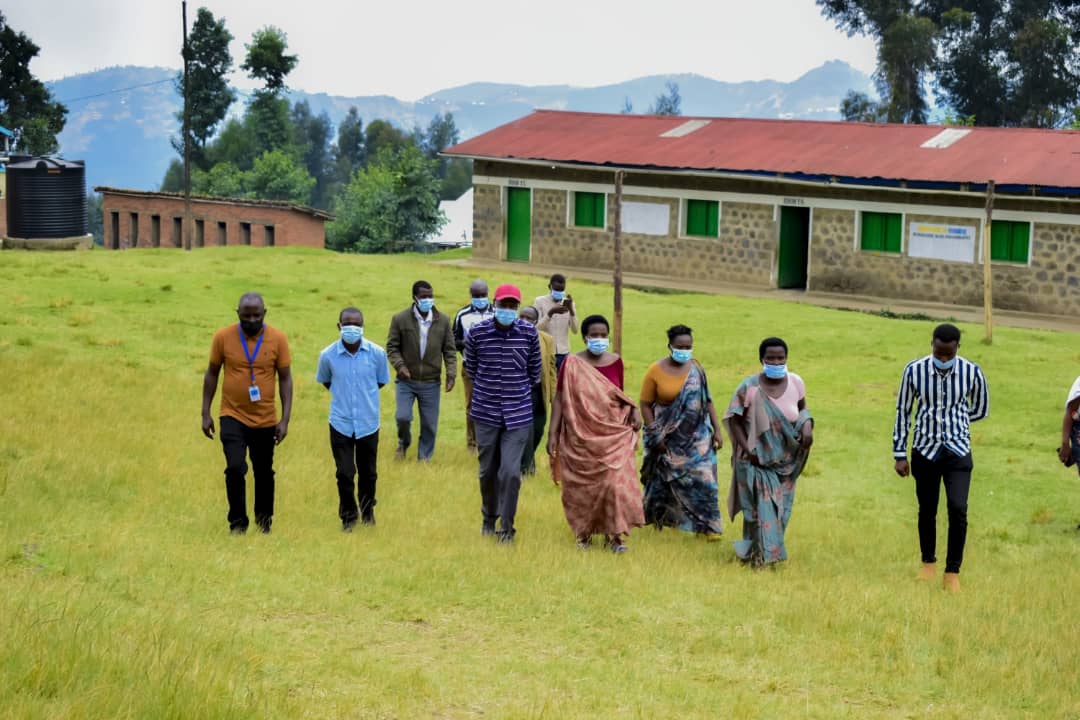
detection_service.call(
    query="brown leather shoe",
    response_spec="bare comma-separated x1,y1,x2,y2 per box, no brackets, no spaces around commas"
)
943,572,961,593
917,562,937,581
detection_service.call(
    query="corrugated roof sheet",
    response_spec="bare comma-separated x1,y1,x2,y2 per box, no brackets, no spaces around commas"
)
444,110,1080,194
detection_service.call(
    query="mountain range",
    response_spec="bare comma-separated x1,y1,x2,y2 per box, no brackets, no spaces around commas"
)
45,61,873,193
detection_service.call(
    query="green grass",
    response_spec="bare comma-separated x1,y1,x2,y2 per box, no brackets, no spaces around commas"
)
1,247,1078,719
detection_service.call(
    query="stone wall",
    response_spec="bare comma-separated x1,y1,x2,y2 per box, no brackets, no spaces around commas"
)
473,167,1080,315
471,184,777,285
809,209,1080,314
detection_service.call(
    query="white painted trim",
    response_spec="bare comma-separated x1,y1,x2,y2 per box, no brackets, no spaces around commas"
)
806,206,815,289
986,219,1036,268
853,209,906,257
677,197,722,240
473,174,1080,226
565,188,608,231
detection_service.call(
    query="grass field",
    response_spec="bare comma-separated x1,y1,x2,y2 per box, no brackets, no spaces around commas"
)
1,246,1078,719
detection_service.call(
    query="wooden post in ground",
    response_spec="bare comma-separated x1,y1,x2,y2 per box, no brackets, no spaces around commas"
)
613,170,624,354
181,1,193,251
982,180,995,344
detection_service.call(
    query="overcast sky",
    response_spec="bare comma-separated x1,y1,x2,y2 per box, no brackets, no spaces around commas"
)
6,0,877,101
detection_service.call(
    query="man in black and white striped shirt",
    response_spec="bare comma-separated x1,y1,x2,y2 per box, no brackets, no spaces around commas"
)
893,323,989,593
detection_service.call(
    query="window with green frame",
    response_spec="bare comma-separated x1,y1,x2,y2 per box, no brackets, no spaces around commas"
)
574,192,605,228
684,199,719,237
990,220,1030,264
860,211,902,253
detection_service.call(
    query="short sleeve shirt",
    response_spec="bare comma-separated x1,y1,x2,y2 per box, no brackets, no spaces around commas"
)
210,324,291,428
315,338,390,439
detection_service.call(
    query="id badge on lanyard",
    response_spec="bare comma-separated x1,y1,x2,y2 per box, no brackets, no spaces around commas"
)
239,324,265,403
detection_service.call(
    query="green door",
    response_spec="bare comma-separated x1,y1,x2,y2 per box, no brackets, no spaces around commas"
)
777,206,810,289
506,188,531,262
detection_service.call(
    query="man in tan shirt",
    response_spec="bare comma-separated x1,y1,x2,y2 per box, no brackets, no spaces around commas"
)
201,292,293,534
535,273,577,371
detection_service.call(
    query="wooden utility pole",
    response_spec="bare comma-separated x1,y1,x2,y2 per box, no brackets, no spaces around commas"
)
982,180,995,343
182,1,193,251
613,170,624,354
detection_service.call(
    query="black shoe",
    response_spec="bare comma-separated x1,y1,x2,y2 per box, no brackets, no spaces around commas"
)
361,508,375,526
481,521,497,537
342,519,357,533
256,517,272,534
229,526,247,536
497,530,515,544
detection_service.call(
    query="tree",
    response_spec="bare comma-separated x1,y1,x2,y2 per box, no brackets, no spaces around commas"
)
840,91,888,122
364,119,410,163
440,158,472,201
245,149,315,204
292,100,333,208
160,159,185,192
647,81,681,116
420,112,462,194
175,7,235,166
241,26,298,93
818,0,1080,127
86,193,103,245
245,91,295,160
0,11,67,154
620,97,634,114
332,106,365,186
193,161,244,197
816,2,935,124
327,144,445,253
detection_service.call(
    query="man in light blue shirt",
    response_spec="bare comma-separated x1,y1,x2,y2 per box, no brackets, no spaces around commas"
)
316,307,390,531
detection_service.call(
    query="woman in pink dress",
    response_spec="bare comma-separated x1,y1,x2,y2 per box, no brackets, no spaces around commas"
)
548,315,644,553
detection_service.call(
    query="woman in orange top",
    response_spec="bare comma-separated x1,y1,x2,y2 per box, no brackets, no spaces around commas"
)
639,325,724,538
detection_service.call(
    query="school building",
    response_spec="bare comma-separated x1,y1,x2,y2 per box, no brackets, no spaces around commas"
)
443,111,1080,316
95,187,331,250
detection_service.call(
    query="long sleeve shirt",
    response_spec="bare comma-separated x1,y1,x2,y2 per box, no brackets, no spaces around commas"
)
534,294,578,355
893,355,989,460
464,318,542,430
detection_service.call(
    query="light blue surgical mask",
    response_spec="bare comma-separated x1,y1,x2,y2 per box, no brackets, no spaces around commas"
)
340,325,363,344
763,363,787,379
494,308,517,326
471,296,489,311
933,356,956,371
416,297,434,314
671,348,693,364
587,338,609,355
551,290,566,302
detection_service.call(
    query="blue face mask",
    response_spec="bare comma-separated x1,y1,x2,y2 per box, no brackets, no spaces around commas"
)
551,290,566,302
494,308,517,326
416,297,434,314
471,296,489,311
763,363,787,379
340,325,363,344
587,338,609,355
933,356,956,370
671,348,693,364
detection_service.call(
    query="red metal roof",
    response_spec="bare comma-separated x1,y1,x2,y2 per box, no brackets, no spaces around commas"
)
444,110,1080,193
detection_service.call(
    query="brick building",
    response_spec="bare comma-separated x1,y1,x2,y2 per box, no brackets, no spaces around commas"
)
96,187,331,250
444,111,1080,316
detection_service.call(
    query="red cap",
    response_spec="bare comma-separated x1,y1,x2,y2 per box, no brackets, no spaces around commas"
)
493,284,522,302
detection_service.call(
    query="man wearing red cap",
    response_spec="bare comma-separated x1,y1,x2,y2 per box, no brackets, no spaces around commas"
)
464,284,542,543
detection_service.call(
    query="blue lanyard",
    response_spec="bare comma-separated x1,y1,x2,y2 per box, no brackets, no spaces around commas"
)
238,324,264,385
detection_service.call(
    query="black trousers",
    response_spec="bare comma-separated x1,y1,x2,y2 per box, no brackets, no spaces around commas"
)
520,385,548,474
220,416,276,531
911,449,973,574
330,425,379,523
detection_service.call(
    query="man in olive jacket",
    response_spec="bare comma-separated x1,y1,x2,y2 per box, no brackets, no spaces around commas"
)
386,280,457,461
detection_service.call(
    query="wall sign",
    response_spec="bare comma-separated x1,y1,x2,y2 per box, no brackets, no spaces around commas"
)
907,222,976,263
622,201,670,236
507,178,529,188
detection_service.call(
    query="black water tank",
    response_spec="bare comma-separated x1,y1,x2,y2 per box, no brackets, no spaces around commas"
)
5,157,87,239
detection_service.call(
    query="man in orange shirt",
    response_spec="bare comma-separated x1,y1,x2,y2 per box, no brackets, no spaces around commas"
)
201,292,293,534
